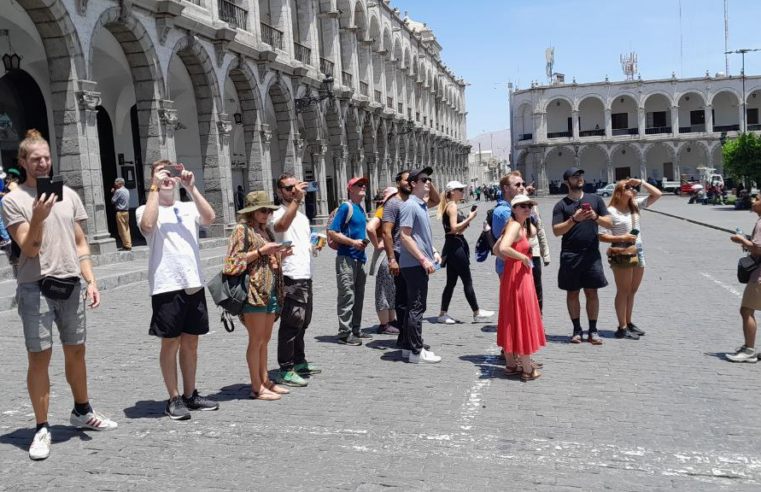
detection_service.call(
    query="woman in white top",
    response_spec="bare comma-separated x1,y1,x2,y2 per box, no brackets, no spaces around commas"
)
599,179,662,339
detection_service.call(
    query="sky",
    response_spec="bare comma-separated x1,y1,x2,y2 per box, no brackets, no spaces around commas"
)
392,0,761,140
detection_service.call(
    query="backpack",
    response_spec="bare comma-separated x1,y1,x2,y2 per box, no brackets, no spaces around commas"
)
326,201,354,250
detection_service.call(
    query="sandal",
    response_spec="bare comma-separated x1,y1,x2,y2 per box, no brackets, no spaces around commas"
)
521,369,542,382
250,389,281,401
503,366,521,376
266,382,290,395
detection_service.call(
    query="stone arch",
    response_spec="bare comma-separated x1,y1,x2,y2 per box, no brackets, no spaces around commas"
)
708,87,743,106
381,26,392,53
368,13,382,52
353,0,368,38
169,36,223,112
608,91,640,110
676,140,710,178
575,93,605,111
226,57,265,192
610,142,642,161
542,94,573,112
337,0,352,29
746,85,761,103
644,142,677,181
642,90,674,107
262,72,296,181
676,89,707,105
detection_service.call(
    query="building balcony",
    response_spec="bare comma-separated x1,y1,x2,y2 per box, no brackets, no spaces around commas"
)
219,0,247,30
359,81,368,96
386,97,393,109
547,131,571,139
374,90,381,103
397,102,403,113
714,124,740,132
320,57,334,76
416,111,420,122
749,124,761,131
579,129,605,137
645,126,672,135
679,125,708,133
294,42,311,65
261,22,283,50
341,71,353,88
612,128,639,136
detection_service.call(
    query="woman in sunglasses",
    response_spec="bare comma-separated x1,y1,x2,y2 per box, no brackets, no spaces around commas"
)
494,194,546,381
223,191,292,400
598,179,662,340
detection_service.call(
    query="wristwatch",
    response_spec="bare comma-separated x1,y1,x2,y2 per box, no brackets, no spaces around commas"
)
150,184,159,193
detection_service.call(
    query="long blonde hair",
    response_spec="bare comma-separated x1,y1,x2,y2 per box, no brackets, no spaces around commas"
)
17,129,48,161
436,189,462,219
608,180,639,216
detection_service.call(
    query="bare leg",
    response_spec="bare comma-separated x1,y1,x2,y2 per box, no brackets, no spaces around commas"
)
62,344,88,404
179,334,199,397
243,313,266,393
583,288,599,321
627,267,645,325
740,307,758,348
566,290,581,319
377,310,390,325
611,268,634,329
260,313,277,387
28,350,52,424
159,338,182,398
388,310,396,324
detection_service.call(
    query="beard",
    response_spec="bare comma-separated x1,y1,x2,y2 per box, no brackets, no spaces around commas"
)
399,186,412,196
570,182,584,191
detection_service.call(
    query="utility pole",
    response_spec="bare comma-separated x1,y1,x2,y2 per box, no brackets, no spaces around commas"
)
725,48,760,132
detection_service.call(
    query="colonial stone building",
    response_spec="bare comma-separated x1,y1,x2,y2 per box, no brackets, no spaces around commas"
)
0,0,468,253
510,73,761,194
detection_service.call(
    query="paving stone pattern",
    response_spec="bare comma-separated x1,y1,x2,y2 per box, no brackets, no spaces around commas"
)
0,197,759,491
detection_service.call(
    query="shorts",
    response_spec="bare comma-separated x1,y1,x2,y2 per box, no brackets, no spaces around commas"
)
741,282,761,310
558,249,608,291
17,281,86,353
149,288,210,338
242,287,279,314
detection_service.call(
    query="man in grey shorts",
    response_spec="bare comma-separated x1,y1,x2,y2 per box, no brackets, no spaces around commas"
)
1,130,117,461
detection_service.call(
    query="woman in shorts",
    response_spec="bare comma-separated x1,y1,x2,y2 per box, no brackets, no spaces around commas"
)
598,179,661,340
224,191,292,400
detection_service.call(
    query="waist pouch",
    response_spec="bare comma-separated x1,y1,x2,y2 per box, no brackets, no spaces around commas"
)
38,277,80,300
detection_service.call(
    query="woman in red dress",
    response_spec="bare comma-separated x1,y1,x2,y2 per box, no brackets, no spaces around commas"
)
494,195,546,381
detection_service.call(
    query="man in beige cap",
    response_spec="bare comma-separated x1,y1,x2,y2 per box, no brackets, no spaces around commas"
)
137,160,220,420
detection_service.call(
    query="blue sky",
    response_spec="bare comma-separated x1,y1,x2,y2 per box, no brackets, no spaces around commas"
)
393,0,761,139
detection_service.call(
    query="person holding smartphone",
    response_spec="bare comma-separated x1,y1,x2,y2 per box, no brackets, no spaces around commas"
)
436,181,493,324
552,168,613,345
598,179,662,340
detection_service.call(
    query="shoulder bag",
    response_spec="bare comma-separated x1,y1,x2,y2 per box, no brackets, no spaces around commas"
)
208,226,252,331
606,212,638,268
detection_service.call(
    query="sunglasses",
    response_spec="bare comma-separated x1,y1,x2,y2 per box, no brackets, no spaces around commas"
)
513,181,528,188
279,184,296,192
514,203,533,209
416,177,432,183
352,183,367,188
624,185,639,191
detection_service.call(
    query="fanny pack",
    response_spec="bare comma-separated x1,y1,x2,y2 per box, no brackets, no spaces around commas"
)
38,277,80,300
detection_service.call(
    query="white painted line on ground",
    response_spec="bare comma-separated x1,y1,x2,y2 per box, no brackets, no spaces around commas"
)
458,346,501,433
700,272,742,298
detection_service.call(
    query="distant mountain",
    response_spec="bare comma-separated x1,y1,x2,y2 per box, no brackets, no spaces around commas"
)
468,129,511,160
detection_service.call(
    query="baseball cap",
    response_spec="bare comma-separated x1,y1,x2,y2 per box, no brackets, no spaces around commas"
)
347,177,369,189
408,167,433,182
380,186,399,205
395,169,411,182
445,180,467,192
562,167,585,180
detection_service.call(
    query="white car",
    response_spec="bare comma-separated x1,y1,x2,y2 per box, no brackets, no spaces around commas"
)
596,183,615,197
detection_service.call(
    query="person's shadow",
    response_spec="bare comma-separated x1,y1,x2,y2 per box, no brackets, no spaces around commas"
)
458,354,509,380
123,400,167,419
0,425,92,451
205,384,252,402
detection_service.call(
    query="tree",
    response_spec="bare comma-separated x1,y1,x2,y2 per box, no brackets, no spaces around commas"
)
722,132,761,186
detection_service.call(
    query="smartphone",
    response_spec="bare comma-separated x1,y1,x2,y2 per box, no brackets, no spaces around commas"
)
434,262,442,271
164,163,184,177
471,204,478,212
630,228,640,235
279,240,293,249
306,181,319,192
581,203,592,211
362,238,371,246
36,176,64,202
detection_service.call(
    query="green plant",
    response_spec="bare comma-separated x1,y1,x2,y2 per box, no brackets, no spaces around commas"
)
723,132,761,187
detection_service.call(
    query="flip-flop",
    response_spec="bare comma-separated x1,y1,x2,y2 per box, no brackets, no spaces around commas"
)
266,383,290,395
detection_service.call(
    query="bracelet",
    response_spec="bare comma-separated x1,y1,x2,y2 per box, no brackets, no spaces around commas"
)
419,257,429,265
388,257,397,263
570,216,578,224
257,248,263,257
150,185,159,193
84,278,96,286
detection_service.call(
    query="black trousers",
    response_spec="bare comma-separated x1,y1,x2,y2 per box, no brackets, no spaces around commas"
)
393,250,408,346
402,266,428,354
441,238,478,312
532,257,543,313
277,277,313,371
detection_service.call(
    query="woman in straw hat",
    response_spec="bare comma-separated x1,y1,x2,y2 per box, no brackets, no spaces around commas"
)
223,191,292,400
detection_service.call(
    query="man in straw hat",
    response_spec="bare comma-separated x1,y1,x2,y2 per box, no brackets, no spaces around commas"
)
137,160,220,421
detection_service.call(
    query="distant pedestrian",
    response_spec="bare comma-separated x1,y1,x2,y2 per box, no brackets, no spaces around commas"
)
0,171,10,248
552,168,613,345
2,129,117,461
727,193,761,363
110,178,132,251
367,186,399,335
475,186,481,201
235,185,245,211
495,195,546,381
599,179,661,340
137,159,220,419
436,180,493,324
400,167,442,364
328,177,370,346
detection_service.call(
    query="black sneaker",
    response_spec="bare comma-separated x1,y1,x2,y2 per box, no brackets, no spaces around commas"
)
165,396,191,420
615,328,639,340
627,323,646,336
182,390,219,411
338,334,362,346
354,332,373,340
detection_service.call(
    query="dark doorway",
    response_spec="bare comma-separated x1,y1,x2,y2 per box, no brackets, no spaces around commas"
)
615,167,631,181
96,106,119,244
129,105,146,204
0,70,50,176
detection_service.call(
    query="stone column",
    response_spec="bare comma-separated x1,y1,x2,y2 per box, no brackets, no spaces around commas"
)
671,105,680,136
638,106,646,136
572,110,580,139
604,108,612,137
533,149,548,196
259,124,274,197
208,115,236,236
311,141,329,219
639,154,648,181
705,105,713,133
337,147,348,201
606,150,615,183
74,81,116,254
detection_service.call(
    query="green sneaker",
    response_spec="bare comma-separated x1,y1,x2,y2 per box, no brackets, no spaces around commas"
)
275,370,308,387
294,362,322,375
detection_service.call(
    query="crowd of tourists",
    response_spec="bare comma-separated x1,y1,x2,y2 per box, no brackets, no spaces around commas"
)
3,129,759,463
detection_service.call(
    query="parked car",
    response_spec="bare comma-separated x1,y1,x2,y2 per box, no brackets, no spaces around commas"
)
596,183,615,197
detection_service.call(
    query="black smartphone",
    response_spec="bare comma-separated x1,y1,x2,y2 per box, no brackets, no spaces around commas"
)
164,163,184,177
362,238,371,246
36,176,64,202
471,204,478,212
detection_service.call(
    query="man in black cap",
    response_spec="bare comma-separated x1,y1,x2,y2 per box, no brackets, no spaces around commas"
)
552,168,613,345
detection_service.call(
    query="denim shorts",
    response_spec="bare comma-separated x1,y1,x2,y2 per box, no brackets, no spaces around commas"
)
17,281,86,353
243,287,279,314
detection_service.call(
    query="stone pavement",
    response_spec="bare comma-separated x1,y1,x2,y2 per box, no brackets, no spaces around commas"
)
0,196,759,491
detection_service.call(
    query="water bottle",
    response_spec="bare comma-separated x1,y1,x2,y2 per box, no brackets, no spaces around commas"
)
310,229,319,257
736,227,744,235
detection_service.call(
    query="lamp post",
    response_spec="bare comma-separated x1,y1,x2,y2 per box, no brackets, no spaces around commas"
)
294,77,335,113
725,48,760,132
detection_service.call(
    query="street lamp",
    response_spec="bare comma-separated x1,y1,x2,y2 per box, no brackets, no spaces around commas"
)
725,48,760,132
294,77,335,113
0,29,22,72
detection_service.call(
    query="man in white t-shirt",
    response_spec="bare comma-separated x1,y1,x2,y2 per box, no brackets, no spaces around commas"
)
272,173,323,388
136,159,219,420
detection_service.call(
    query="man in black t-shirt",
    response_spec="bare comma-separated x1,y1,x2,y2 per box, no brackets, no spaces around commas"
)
552,168,614,345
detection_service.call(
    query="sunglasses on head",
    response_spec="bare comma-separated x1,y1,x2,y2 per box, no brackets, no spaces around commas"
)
279,184,296,191
514,203,532,209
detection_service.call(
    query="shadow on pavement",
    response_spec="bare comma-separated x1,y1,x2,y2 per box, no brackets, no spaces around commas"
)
365,339,398,351
480,324,497,333
379,349,407,362
123,400,167,419
703,351,735,362
0,425,92,451
314,335,341,344
458,354,510,380
205,384,252,402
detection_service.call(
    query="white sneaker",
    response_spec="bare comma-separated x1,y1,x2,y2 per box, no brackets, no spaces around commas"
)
402,349,410,359
29,427,51,460
70,410,118,431
726,346,758,363
408,348,442,364
437,314,457,324
473,310,495,323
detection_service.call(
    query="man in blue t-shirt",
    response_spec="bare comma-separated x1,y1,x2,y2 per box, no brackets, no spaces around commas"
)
328,177,369,346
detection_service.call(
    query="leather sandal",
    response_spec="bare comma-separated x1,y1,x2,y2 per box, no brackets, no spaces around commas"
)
503,366,521,376
250,389,281,401
520,369,542,382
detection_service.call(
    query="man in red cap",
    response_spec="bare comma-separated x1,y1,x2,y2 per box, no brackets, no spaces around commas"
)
328,177,370,346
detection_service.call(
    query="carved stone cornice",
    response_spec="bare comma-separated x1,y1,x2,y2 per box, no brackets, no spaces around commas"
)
77,0,88,16
77,90,101,112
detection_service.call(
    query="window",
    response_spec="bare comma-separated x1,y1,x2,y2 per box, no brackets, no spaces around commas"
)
748,108,759,125
648,111,667,128
690,110,705,125
612,113,628,129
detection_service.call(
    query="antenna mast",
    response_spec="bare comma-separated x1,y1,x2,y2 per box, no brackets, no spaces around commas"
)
545,47,554,85
620,52,638,81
